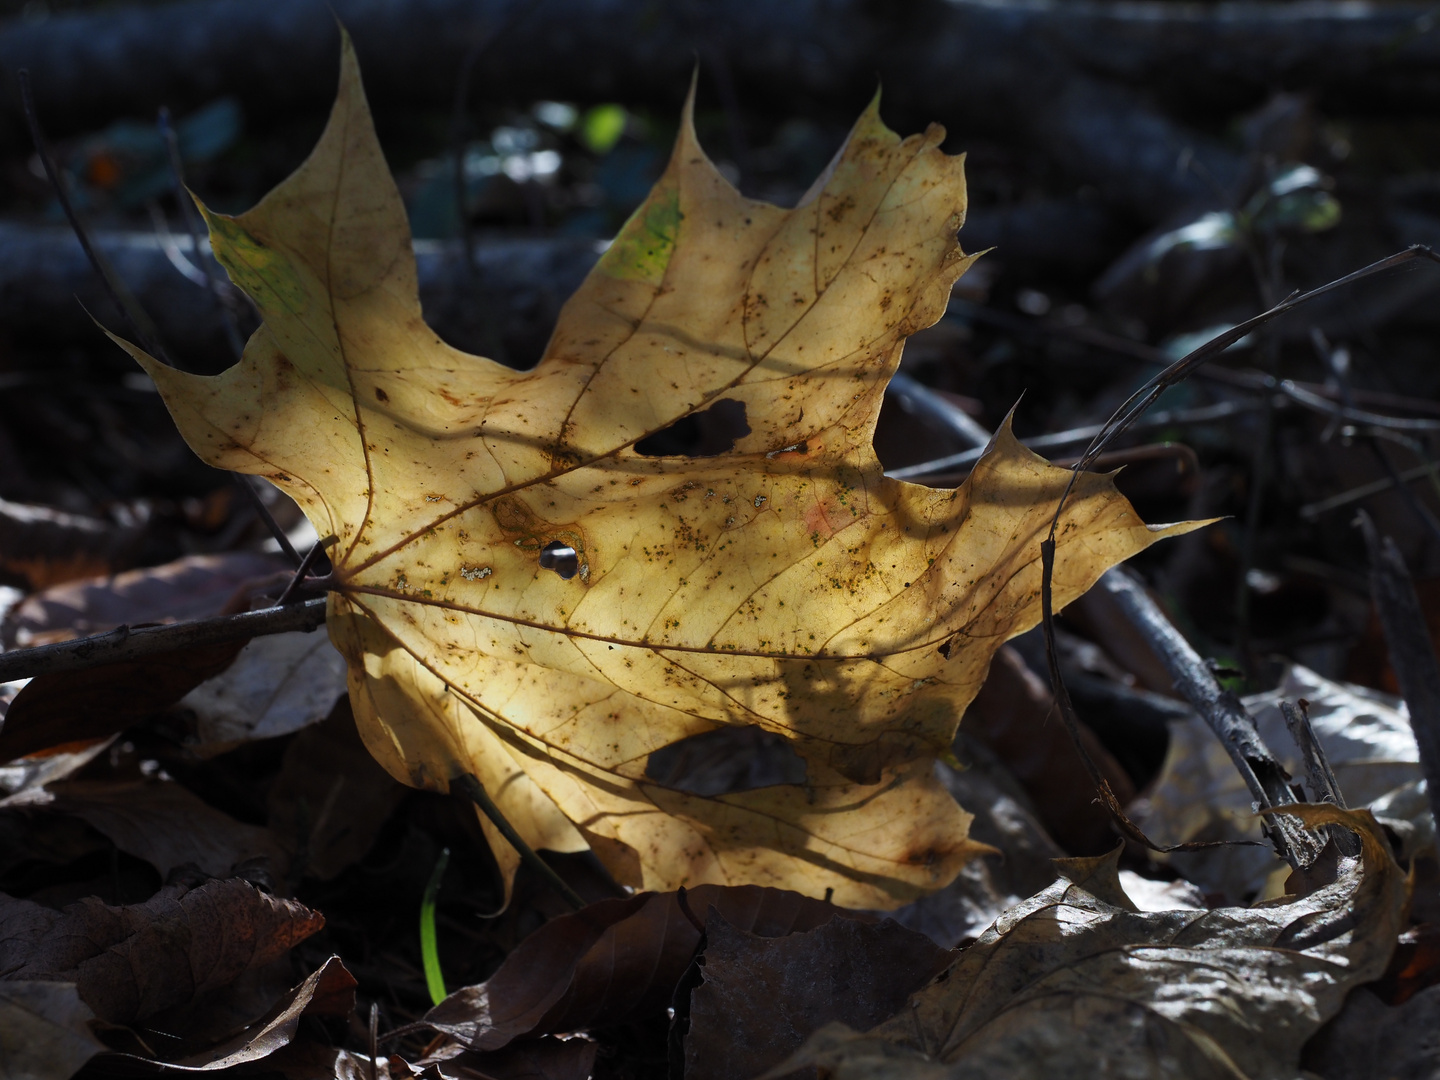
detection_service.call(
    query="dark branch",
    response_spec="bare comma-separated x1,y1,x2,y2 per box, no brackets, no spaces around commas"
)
0,597,327,684
1357,511,1440,839
1097,567,1317,867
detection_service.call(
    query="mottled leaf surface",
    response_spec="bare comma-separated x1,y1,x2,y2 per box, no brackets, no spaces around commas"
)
121,35,1196,907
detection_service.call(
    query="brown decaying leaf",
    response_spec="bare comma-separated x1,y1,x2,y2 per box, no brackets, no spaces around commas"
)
0,639,246,764
1301,983,1440,1080
0,496,148,593
119,32,1200,907
181,630,351,758
266,697,406,881
3,552,286,648
0,980,107,1080
425,884,861,1052
963,643,1134,854
155,956,356,1072
40,777,290,882
0,552,287,763
886,731,1064,948
0,877,323,1024
684,909,951,1080
766,804,1408,1080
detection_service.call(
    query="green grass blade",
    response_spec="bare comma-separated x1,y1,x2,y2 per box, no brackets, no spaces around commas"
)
420,846,450,1006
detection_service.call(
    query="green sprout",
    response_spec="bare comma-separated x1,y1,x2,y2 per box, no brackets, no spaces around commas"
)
420,847,451,1006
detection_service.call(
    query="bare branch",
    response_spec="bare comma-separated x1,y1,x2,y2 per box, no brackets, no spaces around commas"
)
0,597,327,685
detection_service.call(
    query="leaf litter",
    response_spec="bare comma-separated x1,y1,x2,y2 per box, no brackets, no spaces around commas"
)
0,24,1436,1080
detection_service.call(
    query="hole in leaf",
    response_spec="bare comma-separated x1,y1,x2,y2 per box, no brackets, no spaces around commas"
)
645,725,806,796
539,541,579,579
635,398,750,457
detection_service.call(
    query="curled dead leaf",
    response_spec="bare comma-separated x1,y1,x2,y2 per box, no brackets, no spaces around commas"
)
767,804,1408,1079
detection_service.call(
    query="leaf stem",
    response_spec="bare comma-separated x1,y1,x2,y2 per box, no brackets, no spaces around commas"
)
453,773,585,911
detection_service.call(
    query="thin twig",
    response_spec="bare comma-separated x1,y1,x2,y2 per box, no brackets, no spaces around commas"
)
1299,461,1437,520
1234,394,1275,677
158,105,245,361
1036,547,1231,854
1097,568,1316,867
1032,248,1438,856
956,301,1440,419
367,1002,379,1080
1069,247,1440,483
1356,511,1440,838
18,69,173,367
452,773,584,910
0,597,326,684
1279,699,1359,856
887,399,1257,480
275,536,335,605
231,475,303,566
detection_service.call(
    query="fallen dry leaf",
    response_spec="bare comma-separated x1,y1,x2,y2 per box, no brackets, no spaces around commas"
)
886,731,1064,947
0,552,288,763
0,496,149,593
683,909,950,1080
120,34,1197,906
1301,982,1440,1079
425,884,859,1051
0,639,247,764
2,552,285,648
962,643,1134,855
0,981,106,1080
39,777,289,882
768,804,1407,1079
136,956,356,1072
180,630,349,757
266,697,405,881
0,877,323,1025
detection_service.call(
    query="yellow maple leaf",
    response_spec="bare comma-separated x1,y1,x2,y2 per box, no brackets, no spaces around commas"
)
115,36,1198,908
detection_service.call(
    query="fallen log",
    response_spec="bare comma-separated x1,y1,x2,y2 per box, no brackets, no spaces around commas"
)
7,0,1440,218
1,0,1351,220
0,202,1126,369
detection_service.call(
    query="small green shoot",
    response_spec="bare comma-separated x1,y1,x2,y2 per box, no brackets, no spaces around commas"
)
420,846,450,1006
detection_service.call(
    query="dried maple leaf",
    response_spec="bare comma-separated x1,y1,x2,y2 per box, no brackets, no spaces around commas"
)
116,36,1196,908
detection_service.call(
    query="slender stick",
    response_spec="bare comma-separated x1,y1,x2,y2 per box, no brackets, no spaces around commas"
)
1097,568,1316,867
452,773,584,910
231,475,303,566
1300,461,1438,521
1279,699,1359,857
886,372,992,451
18,69,173,368
1356,511,1440,836
157,105,246,361
888,399,1258,480
275,536,334,606
0,597,326,684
